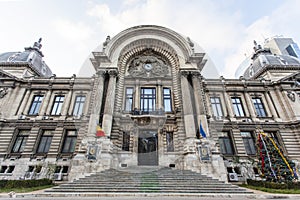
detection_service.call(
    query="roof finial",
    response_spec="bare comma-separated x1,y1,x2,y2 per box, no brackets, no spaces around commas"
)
33,38,42,50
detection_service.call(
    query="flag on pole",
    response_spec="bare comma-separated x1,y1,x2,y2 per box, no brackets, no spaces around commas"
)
96,125,105,137
199,122,207,138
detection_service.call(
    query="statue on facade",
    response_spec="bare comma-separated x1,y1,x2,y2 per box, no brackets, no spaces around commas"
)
33,38,42,50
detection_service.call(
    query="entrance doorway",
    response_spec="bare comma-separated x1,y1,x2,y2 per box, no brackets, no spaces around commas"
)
138,131,158,166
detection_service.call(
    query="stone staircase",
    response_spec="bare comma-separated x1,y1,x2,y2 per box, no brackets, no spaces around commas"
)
43,167,252,195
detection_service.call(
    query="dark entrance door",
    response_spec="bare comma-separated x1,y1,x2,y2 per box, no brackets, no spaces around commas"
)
138,131,158,166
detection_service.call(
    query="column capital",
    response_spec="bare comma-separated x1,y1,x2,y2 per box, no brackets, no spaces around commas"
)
96,69,106,77
190,71,201,78
180,70,189,77
108,69,118,77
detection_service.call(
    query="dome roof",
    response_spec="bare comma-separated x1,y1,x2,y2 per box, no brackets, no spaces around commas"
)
0,38,53,78
238,41,300,79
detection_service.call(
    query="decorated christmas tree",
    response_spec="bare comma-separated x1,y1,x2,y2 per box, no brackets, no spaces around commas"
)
256,132,297,182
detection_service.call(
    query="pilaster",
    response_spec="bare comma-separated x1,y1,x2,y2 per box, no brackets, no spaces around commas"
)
102,69,118,137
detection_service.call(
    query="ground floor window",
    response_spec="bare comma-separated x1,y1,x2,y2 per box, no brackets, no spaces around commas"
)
218,132,234,155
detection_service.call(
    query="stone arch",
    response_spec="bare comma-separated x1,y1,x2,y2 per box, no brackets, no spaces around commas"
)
114,38,182,113
104,25,194,67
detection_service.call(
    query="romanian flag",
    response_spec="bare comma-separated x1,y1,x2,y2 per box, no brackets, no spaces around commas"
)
96,125,105,137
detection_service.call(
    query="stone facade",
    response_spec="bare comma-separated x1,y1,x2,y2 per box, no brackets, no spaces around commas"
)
0,25,300,183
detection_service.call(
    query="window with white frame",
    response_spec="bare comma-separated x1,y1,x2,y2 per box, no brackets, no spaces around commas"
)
51,95,64,115
252,97,267,117
231,97,245,117
125,87,134,112
218,132,234,155
12,130,30,153
37,130,53,153
210,97,223,117
73,95,86,116
61,130,77,153
163,88,172,112
241,131,256,155
28,95,43,115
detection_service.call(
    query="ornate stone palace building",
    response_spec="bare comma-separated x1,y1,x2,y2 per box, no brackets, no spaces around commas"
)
0,25,300,182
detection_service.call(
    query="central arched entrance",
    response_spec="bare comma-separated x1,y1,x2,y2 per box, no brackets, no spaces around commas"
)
138,130,158,166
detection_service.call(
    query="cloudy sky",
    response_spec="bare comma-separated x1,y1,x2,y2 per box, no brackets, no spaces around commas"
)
0,0,300,78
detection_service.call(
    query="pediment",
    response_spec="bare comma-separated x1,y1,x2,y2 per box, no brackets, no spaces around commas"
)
0,69,17,80
279,71,300,82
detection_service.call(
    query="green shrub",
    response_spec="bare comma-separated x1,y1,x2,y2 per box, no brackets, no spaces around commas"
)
0,180,8,188
247,179,300,190
1,179,53,189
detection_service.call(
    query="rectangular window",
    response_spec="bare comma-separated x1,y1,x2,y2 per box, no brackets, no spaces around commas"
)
51,95,64,115
61,130,77,153
12,130,30,153
28,95,43,115
166,132,174,152
241,131,256,155
231,97,245,117
37,130,53,153
252,98,267,117
218,132,234,155
163,88,172,112
210,97,223,117
140,88,156,113
125,88,134,112
122,131,130,151
73,95,86,116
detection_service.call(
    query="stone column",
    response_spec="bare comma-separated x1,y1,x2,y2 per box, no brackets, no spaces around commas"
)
244,92,257,120
157,82,162,110
17,88,31,115
102,69,118,138
265,90,279,121
39,89,52,115
223,90,234,120
180,71,196,139
191,71,209,137
62,89,73,116
87,70,106,138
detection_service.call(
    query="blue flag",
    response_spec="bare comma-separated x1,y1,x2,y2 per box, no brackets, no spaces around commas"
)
200,123,207,138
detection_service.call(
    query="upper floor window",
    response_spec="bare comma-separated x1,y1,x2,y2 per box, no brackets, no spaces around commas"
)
51,95,64,115
231,97,245,117
61,130,77,153
73,96,86,116
37,130,53,153
163,88,172,112
210,97,223,117
125,87,134,112
252,98,267,117
12,130,30,153
241,131,256,155
218,132,234,155
28,95,43,115
140,88,156,113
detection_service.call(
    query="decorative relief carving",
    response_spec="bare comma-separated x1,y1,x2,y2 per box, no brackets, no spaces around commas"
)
0,87,8,98
287,91,296,102
127,53,170,78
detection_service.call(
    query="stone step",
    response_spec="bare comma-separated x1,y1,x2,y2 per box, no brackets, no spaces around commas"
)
45,168,252,195
46,188,250,193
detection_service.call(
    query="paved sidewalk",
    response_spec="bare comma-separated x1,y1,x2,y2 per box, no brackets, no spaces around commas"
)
1,190,300,200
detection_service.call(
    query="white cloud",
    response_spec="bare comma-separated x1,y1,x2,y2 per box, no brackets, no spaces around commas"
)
53,19,94,41
86,0,244,77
